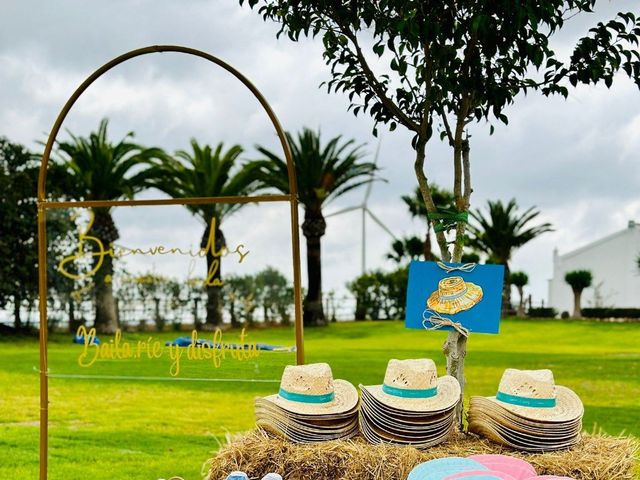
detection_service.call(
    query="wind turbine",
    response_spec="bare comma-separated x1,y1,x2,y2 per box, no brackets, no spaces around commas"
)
325,140,396,275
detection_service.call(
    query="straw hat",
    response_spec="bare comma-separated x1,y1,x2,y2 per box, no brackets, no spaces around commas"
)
360,359,460,412
479,369,583,422
263,363,358,415
427,276,483,315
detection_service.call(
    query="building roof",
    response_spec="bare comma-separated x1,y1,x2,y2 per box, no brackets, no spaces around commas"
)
557,220,638,261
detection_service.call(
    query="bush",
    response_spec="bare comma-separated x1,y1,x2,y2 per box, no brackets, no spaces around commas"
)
347,267,408,320
582,308,640,319
527,307,557,318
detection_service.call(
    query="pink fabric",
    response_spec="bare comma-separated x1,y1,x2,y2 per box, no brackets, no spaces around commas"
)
444,470,518,480
468,455,537,480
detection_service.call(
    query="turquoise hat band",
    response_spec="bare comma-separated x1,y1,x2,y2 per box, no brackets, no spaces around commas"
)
496,391,557,408
278,388,335,404
382,384,438,399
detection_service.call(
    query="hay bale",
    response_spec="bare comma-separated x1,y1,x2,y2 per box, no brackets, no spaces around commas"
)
205,429,638,480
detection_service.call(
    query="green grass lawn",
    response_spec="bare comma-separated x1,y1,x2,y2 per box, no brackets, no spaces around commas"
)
0,318,638,480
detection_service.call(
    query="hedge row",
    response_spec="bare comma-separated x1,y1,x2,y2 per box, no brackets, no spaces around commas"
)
581,308,640,319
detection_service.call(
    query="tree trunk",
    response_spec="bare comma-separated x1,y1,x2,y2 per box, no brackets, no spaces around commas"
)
572,289,583,318
517,286,525,318
92,209,119,334
424,225,435,261
301,209,326,327
68,298,80,333
13,297,22,331
94,254,118,333
201,219,225,326
415,130,472,429
502,262,512,317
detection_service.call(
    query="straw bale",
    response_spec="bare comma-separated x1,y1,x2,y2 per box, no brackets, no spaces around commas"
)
205,429,638,480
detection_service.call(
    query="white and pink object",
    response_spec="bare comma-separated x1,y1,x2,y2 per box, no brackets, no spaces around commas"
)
468,455,537,480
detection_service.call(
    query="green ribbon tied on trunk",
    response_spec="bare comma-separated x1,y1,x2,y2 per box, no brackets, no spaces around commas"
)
427,210,469,233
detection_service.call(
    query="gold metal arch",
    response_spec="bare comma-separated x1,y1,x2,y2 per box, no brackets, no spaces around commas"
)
36,45,304,480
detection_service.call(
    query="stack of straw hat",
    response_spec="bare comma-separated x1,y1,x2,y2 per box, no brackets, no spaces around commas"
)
468,369,584,452
254,363,359,443
358,359,461,448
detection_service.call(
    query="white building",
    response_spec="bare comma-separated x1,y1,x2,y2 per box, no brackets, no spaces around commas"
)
548,220,640,314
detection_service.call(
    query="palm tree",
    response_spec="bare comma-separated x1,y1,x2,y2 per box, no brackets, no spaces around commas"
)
146,141,262,326
386,236,425,264
55,119,162,333
255,128,378,326
469,199,552,313
509,271,529,318
564,270,593,318
402,185,455,260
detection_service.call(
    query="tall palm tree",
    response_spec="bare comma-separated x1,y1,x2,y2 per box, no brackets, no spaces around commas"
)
55,119,162,333
255,128,378,327
469,199,552,313
146,140,261,326
402,185,455,260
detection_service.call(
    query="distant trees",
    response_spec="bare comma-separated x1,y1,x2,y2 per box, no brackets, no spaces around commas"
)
0,138,40,329
145,141,262,326
54,119,162,333
347,267,408,321
469,199,552,313
565,270,593,319
387,236,425,264
509,271,529,318
256,128,378,327
0,138,74,330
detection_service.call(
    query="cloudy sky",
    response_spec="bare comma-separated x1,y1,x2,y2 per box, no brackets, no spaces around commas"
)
2,1,639,312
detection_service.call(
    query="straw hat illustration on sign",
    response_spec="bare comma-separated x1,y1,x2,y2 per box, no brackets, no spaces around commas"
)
427,276,483,315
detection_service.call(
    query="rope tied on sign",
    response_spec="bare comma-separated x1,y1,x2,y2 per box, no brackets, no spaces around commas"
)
422,309,470,337
435,261,477,274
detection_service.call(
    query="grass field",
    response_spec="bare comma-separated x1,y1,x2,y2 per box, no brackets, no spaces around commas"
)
0,318,638,480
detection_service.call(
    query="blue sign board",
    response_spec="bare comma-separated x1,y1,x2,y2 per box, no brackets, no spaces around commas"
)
405,261,505,334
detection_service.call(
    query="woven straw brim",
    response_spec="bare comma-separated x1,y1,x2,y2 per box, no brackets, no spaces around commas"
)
257,418,358,444
360,406,455,437
427,282,483,315
468,419,581,452
360,389,456,423
360,402,454,432
254,397,358,421
468,405,582,437
469,398,582,431
263,379,359,416
255,406,356,432
360,375,460,413
475,386,584,423
359,413,455,449
469,412,582,442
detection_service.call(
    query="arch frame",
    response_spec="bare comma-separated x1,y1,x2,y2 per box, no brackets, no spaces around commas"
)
36,45,304,480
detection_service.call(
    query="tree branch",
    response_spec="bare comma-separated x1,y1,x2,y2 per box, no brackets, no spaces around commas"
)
334,19,421,132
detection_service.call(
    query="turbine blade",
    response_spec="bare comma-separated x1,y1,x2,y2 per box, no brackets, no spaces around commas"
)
325,205,361,218
363,137,382,204
366,209,396,239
